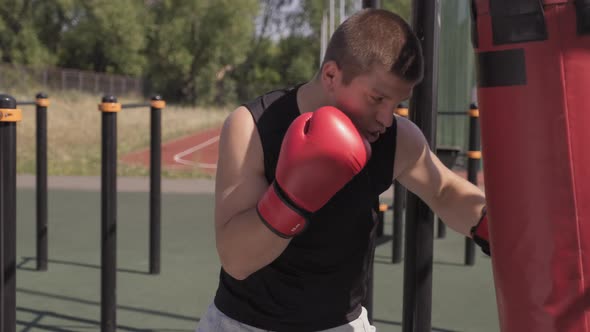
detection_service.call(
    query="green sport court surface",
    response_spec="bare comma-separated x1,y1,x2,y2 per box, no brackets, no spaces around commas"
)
14,176,498,331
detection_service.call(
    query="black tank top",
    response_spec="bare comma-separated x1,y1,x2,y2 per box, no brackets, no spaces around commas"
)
214,84,397,331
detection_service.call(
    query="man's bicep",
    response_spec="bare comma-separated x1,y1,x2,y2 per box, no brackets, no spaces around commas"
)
393,117,448,207
214,106,268,228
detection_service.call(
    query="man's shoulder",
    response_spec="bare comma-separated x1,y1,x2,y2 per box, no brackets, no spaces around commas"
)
242,85,301,122
393,115,429,176
222,106,256,135
395,115,424,143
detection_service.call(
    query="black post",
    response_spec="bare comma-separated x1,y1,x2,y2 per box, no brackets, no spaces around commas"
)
437,217,446,238
365,253,375,323
392,105,409,264
362,0,381,8
361,0,380,325
0,94,21,332
376,200,385,238
35,93,49,271
392,182,406,264
99,96,120,332
464,103,481,266
149,95,164,275
402,1,441,331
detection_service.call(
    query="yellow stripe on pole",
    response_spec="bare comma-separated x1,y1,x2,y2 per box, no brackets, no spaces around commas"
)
36,98,50,107
468,151,482,159
98,102,122,113
0,108,22,122
150,100,166,109
395,107,409,117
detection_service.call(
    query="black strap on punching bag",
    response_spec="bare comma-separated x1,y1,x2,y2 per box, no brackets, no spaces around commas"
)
575,0,590,34
489,0,548,44
473,1,590,42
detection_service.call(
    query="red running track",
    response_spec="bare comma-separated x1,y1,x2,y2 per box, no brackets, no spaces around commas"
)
120,126,484,187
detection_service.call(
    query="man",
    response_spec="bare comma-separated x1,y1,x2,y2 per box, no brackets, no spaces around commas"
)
197,8,489,332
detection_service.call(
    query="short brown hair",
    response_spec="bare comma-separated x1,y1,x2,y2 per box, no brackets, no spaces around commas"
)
322,9,423,84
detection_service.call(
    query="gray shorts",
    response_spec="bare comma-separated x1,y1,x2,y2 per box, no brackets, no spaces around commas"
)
195,302,376,332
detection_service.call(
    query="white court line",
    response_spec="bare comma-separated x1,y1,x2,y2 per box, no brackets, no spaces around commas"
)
173,135,220,168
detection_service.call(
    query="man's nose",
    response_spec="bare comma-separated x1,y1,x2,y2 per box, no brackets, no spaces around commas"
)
376,105,394,129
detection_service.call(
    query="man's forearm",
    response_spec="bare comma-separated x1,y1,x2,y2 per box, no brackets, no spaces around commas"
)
433,172,486,236
216,207,291,280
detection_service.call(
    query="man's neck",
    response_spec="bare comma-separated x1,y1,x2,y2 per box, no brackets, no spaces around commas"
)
297,78,332,114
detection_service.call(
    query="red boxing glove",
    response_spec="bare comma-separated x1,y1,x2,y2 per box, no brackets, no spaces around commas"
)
471,206,490,256
257,106,371,238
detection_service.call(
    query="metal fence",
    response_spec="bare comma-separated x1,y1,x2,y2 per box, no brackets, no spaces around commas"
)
0,63,144,96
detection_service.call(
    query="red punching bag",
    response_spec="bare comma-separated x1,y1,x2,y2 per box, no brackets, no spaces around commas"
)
472,0,590,331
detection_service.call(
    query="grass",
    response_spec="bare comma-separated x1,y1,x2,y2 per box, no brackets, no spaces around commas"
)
7,89,473,179
11,89,230,179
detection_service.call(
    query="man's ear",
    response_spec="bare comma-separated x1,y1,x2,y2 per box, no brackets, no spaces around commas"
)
320,61,341,91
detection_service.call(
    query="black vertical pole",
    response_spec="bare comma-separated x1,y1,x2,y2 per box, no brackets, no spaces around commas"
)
35,93,49,271
99,96,120,332
362,0,381,8
402,1,440,331
392,183,406,263
376,200,385,238
392,104,409,264
366,246,375,323
0,95,21,332
361,0,380,325
149,95,164,275
464,103,481,266
437,217,446,238
436,147,446,239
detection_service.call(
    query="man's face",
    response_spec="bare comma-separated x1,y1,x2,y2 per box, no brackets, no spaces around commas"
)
324,63,415,143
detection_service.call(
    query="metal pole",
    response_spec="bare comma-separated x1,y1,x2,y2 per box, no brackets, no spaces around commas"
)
402,1,441,331
0,94,21,332
149,96,164,274
321,9,328,65
117,99,162,273
330,0,335,37
99,96,120,332
35,93,49,271
392,105,409,264
360,0,381,325
464,103,481,265
362,0,381,8
437,217,446,238
376,201,386,238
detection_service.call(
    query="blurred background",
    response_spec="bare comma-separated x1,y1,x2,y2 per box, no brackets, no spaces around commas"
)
1,2,496,331
1,0,475,177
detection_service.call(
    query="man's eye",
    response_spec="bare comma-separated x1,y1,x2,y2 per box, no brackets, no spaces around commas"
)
371,96,383,103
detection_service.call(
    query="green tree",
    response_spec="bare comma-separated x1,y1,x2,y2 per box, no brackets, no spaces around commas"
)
0,0,413,104
58,0,148,76
382,0,412,21
0,0,55,65
145,0,258,104
31,0,78,55
276,35,318,85
230,38,282,102
299,0,412,35
231,0,318,102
